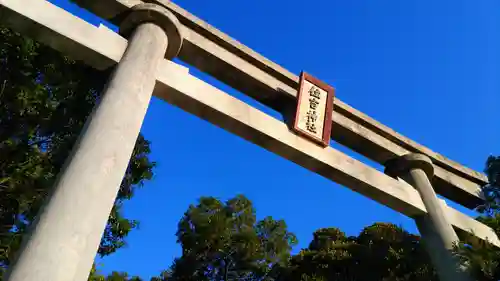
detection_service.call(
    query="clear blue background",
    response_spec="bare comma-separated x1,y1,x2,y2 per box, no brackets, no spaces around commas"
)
51,0,500,278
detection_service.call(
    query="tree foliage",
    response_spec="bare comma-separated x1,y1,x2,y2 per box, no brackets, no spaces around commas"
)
88,268,144,281
281,223,436,281
456,156,500,281
166,195,297,281
0,26,155,278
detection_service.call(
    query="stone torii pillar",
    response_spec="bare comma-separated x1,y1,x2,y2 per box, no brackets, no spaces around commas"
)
5,4,183,281
385,153,472,281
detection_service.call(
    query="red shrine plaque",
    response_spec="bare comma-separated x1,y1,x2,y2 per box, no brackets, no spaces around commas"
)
293,72,335,147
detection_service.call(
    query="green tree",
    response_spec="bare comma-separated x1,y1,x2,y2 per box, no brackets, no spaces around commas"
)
282,223,436,281
87,265,144,281
150,271,171,281
99,272,143,281
456,156,500,280
165,195,297,281
0,26,155,278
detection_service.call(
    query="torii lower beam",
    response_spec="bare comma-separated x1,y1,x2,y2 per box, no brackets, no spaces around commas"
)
154,58,499,247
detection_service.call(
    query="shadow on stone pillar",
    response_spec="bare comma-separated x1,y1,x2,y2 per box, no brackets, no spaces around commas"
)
5,4,183,281
385,153,472,281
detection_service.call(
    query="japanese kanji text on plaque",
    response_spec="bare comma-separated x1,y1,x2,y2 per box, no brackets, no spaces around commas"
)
293,72,335,147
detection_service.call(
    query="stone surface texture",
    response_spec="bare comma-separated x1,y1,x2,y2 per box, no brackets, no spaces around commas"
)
120,3,183,59
4,3,182,280
387,153,472,281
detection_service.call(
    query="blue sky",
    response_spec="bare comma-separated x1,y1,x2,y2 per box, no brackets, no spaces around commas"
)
52,0,500,278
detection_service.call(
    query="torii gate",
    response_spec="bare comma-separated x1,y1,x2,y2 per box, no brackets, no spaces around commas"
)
0,0,497,280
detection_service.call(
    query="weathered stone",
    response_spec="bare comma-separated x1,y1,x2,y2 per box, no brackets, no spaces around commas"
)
4,4,181,281
386,154,471,281
120,3,183,59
